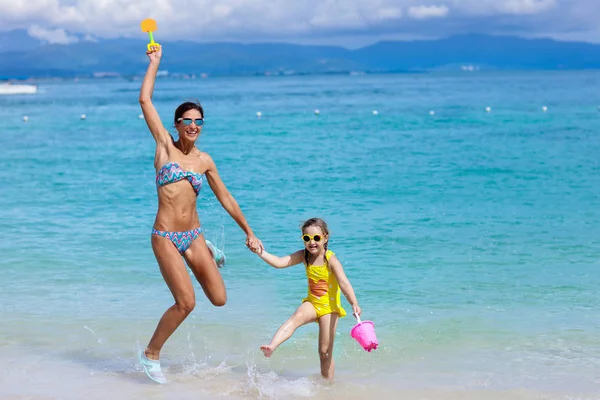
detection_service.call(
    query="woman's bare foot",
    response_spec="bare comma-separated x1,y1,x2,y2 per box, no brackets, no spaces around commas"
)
260,344,275,358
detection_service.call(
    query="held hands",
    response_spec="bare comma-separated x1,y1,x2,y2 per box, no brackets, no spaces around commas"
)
352,304,362,318
146,44,162,63
246,234,264,255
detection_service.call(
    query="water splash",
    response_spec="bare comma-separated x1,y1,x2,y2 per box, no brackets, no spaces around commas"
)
243,360,316,399
83,325,105,344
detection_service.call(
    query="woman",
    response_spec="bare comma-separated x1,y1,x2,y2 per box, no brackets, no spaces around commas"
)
138,44,263,384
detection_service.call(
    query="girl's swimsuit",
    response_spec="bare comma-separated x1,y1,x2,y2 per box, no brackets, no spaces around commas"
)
302,250,347,319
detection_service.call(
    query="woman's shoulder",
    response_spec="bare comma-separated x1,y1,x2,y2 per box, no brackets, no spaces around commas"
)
194,150,214,170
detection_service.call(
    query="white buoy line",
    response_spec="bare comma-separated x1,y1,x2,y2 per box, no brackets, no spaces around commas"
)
21,104,598,123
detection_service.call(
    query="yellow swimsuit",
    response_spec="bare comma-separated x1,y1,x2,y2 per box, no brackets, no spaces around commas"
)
302,250,347,319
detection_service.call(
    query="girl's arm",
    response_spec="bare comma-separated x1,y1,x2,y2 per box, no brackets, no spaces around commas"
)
328,254,362,316
258,249,304,269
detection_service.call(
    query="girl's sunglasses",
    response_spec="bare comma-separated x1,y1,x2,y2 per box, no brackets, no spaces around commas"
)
177,118,204,126
302,234,324,243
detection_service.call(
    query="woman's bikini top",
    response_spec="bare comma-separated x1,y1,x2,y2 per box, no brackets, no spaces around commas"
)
156,162,203,196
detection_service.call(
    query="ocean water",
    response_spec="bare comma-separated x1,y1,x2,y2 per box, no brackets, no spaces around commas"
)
1,70,599,399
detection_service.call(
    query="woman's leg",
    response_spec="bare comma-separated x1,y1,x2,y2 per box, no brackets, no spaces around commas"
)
183,233,227,306
317,313,339,380
260,302,317,358
145,235,197,360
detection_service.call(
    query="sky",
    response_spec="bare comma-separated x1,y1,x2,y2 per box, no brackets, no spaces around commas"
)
1,0,599,47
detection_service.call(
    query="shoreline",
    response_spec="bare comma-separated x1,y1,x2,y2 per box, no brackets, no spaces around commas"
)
1,312,598,399
1,343,597,400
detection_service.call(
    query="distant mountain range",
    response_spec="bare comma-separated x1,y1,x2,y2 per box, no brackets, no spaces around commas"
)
1,30,600,79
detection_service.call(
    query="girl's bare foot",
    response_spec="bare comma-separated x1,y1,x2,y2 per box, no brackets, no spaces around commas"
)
260,344,275,358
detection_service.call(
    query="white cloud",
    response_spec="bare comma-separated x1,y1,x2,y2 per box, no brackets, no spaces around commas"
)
308,1,401,30
27,25,78,44
408,5,449,20
0,0,405,39
377,7,403,20
497,0,556,14
0,0,593,44
450,0,557,16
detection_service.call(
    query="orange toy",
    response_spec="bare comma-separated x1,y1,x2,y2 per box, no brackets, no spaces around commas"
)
140,18,160,52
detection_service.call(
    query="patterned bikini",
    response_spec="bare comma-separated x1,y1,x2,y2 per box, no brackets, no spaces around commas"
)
152,162,204,254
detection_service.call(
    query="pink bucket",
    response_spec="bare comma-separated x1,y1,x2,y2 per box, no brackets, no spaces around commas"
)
350,316,378,352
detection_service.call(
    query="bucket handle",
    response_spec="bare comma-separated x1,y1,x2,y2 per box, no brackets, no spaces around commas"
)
354,312,362,324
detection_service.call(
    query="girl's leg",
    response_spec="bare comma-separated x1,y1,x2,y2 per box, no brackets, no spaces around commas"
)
317,313,339,380
260,302,317,358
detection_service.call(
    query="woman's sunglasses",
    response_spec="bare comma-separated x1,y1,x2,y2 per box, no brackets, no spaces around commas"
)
302,234,324,243
177,118,204,126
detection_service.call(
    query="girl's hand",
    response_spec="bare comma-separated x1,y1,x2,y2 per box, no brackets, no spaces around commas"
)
246,234,264,254
146,45,162,63
352,304,362,318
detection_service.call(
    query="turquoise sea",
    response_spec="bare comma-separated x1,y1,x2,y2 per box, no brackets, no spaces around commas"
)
1,71,599,399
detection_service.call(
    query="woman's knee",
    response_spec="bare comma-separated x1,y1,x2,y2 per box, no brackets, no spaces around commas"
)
209,292,227,307
176,296,196,314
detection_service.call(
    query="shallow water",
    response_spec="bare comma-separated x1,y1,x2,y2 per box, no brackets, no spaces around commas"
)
1,71,599,398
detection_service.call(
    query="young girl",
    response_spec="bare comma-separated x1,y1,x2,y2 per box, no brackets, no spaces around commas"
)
254,217,361,380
